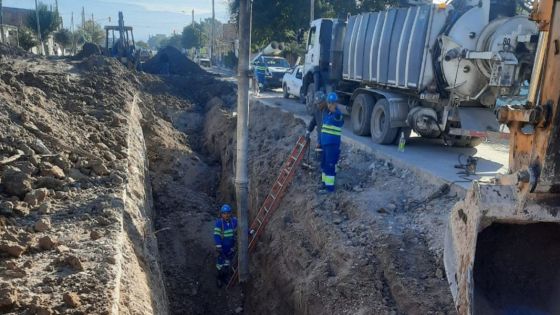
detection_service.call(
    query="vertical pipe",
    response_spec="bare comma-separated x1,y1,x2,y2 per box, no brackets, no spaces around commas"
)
236,0,251,283
0,0,5,44
310,0,315,23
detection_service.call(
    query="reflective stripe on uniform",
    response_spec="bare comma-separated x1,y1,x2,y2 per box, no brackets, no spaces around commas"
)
324,175,335,186
214,227,222,235
322,124,342,136
321,172,327,183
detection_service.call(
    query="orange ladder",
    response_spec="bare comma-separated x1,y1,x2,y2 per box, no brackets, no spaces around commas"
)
227,136,309,288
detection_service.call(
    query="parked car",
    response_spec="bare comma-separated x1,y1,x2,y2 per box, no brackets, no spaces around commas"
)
252,55,291,89
282,65,303,101
199,58,211,68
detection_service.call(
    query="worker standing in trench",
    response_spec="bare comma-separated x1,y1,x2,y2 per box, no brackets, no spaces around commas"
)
318,92,344,194
213,204,237,287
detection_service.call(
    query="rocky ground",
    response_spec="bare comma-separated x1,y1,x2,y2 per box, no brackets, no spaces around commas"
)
205,103,458,314
0,45,459,315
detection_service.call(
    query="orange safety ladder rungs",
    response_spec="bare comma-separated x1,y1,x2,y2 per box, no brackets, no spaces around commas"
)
227,136,309,288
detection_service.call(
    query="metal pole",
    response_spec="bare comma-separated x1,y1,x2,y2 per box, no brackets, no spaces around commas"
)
34,0,45,55
310,0,314,22
192,9,194,25
211,0,215,62
235,0,251,283
0,0,5,44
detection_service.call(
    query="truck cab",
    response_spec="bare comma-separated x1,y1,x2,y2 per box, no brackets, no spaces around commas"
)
303,19,346,109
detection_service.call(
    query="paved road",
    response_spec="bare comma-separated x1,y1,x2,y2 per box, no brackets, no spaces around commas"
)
209,66,510,190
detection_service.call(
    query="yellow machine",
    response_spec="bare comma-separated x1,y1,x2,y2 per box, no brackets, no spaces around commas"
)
444,0,560,313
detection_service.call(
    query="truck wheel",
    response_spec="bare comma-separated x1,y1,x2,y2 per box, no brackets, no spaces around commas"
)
446,136,483,148
370,98,399,144
351,94,374,136
283,84,290,99
305,83,315,114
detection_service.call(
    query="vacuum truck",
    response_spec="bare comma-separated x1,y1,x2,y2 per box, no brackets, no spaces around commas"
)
303,0,538,146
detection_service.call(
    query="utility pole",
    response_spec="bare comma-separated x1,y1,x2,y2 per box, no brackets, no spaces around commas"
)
71,12,76,55
81,7,85,29
235,0,251,283
34,0,45,55
192,9,194,25
0,0,5,44
310,0,315,22
211,0,215,62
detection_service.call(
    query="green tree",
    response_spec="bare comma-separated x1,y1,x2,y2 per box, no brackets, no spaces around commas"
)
26,2,62,41
228,0,396,48
54,28,72,54
181,23,206,49
147,34,168,49
77,20,105,45
136,40,149,50
161,34,182,50
18,27,38,51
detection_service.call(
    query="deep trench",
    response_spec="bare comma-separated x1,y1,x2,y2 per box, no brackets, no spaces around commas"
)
136,77,456,315
139,88,247,314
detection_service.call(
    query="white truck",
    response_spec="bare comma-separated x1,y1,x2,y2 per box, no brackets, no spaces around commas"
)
302,0,537,146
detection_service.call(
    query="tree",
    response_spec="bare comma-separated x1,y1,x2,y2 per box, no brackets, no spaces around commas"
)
181,23,206,50
18,27,38,51
26,2,61,42
136,41,149,50
54,28,72,54
147,34,168,49
228,0,397,48
161,34,182,50
76,20,105,45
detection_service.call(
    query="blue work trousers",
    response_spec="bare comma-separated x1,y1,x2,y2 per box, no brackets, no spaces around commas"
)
321,144,340,192
216,246,235,271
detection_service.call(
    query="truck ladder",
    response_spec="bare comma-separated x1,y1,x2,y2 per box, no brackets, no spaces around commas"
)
227,136,309,288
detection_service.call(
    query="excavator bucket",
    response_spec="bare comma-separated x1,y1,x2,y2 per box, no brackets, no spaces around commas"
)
444,1,560,313
444,183,560,314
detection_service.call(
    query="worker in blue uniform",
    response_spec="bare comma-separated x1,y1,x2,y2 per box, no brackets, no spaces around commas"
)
213,204,237,287
305,91,328,149
253,57,267,96
319,92,344,194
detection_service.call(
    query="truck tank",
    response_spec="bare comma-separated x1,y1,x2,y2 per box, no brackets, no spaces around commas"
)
340,2,538,108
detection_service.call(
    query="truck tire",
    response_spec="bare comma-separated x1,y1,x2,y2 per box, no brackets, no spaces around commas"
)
283,84,290,98
370,98,399,144
446,136,483,148
351,93,374,136
305,83,315,115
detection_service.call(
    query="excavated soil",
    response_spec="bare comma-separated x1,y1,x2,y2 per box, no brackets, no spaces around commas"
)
1,48,459,315
204,103,458,314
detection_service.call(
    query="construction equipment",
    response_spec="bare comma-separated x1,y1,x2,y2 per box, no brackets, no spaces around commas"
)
444,0,560,313
228,136,309,288
251,42,291,89
303,0,538,147
104,12,138,69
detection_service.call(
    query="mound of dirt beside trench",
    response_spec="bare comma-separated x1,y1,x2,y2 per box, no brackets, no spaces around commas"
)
142,46,205,76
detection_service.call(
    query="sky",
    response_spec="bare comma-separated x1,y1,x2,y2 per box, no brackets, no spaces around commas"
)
4,0,231,41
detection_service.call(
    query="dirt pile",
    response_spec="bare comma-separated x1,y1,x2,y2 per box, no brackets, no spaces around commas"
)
73,43,103,60
203,103,457,314
0,43,34,59
0,54,167,314
143,46,205,76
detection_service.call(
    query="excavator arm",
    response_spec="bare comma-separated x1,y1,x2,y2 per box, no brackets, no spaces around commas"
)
444,0,560,314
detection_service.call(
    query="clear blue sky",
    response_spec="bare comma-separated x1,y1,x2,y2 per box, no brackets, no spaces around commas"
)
4,0,230,41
